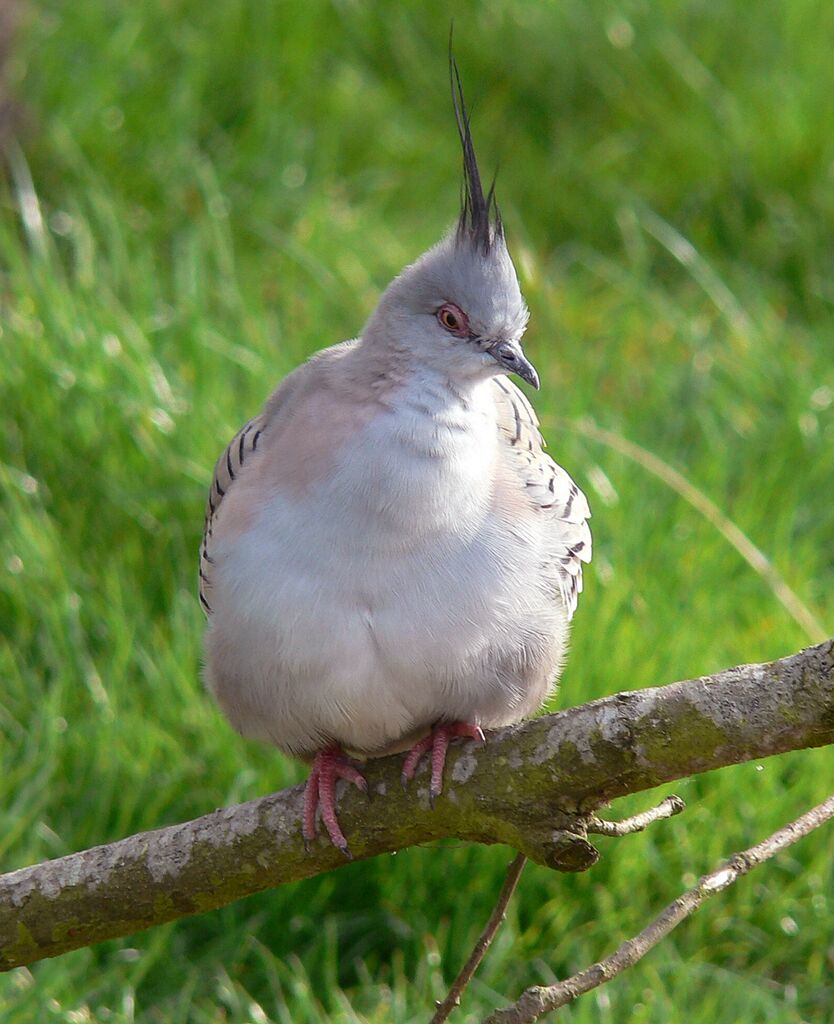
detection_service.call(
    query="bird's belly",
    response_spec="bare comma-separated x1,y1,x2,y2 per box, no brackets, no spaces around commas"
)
204,483,563,757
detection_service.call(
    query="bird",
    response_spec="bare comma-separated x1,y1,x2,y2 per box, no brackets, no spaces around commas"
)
198,59,592,857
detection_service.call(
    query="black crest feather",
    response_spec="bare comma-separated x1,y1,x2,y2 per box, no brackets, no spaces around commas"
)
450,49,502,255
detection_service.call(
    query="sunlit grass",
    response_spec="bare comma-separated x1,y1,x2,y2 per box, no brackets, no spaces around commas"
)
2,2,833,1022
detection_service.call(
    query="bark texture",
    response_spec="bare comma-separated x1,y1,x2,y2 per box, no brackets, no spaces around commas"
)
1,639,832,972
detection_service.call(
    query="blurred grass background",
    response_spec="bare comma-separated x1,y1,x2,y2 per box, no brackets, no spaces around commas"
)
1,1,833,1021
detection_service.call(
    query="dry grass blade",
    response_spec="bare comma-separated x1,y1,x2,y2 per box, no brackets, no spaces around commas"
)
559,417,827,643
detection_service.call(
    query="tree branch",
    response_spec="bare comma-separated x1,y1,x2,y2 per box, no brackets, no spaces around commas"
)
484,792,834,1023
1,639,832,972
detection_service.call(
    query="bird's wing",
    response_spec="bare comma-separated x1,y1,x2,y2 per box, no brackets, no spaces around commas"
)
199,414,268,615
198,342,357,616
492,377,592,620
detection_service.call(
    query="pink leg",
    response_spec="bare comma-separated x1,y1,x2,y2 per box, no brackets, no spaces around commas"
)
401,722,486,803
303,746,367,857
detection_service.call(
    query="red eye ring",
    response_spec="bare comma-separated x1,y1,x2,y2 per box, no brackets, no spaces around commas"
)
437,302,469,337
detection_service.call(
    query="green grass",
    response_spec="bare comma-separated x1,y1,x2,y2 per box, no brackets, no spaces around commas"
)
2,1,833,1021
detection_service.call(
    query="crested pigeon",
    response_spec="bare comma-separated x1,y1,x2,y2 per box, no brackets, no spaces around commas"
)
199,62,592,855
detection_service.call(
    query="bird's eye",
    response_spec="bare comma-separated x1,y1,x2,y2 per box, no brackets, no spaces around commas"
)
437,303,469,337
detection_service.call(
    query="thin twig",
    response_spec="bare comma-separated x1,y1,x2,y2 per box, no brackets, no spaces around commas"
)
432,853,528,1023
485,793,834,1024
586,795,685,837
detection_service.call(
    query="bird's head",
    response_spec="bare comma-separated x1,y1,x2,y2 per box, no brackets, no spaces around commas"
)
364,59,537,392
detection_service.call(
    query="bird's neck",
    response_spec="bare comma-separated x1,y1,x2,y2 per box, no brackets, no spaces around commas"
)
349,335,492,419
395,366,491,432
308,339,499,542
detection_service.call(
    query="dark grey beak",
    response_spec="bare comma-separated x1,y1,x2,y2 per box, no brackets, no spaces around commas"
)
489,339,540,390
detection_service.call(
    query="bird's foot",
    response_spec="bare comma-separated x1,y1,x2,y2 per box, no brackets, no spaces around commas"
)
401,721,485,805
303,746,367,858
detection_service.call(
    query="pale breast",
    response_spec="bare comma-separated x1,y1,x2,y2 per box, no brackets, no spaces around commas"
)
204,374,560,754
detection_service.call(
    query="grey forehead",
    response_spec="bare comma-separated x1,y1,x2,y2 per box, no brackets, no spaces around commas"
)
422,233,527,327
